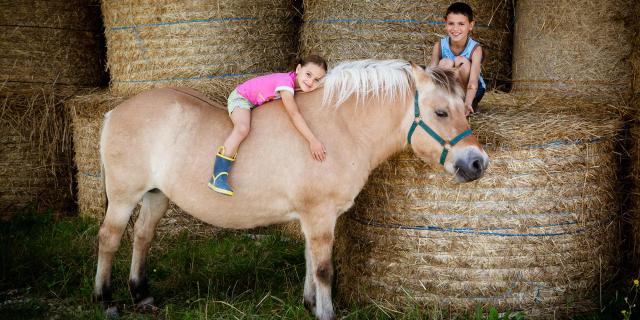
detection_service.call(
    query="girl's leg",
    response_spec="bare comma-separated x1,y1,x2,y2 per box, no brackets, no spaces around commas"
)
222,108,251,156
209,107,251,196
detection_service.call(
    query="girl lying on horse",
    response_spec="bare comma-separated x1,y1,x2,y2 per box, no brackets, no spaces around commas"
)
209,55,329,196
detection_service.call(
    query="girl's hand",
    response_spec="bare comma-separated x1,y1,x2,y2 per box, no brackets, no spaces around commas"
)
309,139,327,162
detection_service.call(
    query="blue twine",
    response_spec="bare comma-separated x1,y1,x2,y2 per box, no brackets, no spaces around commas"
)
110,17,257,31
113,72,259,84
350,216,588,237
81,172,101,178
307,18,492,29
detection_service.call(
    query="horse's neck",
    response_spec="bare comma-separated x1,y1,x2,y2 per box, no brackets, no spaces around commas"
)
335,95,410,171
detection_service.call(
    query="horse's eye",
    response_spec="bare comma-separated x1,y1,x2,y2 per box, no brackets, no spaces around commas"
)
435,110,448,118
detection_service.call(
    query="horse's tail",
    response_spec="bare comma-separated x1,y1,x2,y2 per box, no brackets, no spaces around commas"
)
100,110,113,219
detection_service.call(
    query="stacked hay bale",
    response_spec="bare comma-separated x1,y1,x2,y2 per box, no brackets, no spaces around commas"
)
336,93,623,318
628,2,640,268
512,0,635,102
300,0,513,89
0,0,104,217
102,0,299,103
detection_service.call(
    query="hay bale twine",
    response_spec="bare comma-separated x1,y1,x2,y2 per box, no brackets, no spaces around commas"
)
512,0,635,102
300,0,513,89
0,1,105,217
66,92,217,234
335,93,623,318
102,0,299,103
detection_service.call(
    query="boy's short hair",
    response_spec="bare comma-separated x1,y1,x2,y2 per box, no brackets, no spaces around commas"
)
445,2,474,22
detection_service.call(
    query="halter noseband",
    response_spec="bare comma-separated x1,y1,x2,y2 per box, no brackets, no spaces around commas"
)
407,92,473,166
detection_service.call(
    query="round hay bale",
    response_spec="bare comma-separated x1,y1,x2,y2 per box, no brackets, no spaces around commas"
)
0,0,105,88
300,0,513,89
101,0,299,103
0,89,83,218
0,1,105,217
66,92,217,234
335,93,623,318
511,0,635,102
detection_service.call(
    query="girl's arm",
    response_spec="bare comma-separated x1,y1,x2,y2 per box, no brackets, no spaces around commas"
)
280,90,326,162
465,46,483,114
430,42,441,67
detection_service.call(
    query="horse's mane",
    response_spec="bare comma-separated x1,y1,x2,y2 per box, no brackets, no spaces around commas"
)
321,59,463,107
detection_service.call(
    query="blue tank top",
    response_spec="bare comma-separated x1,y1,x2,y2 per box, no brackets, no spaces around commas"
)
440,36,486,90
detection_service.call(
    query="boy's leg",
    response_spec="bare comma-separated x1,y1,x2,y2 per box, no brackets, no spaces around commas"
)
454,56,471,88
438,59,454,68
222,108,251,157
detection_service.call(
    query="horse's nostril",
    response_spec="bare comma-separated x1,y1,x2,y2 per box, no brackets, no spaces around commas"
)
472,159,481,172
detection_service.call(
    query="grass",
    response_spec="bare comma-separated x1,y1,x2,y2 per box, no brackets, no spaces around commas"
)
0,210,632,319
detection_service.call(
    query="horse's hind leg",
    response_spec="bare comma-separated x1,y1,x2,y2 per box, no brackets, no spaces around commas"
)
129,190,169,310
94,194,140,314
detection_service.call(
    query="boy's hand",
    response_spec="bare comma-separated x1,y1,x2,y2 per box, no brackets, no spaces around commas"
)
309,139,327,162
465,103,474,116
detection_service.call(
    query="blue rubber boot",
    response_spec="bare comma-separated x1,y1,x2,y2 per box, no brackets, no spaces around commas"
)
208,146,235,196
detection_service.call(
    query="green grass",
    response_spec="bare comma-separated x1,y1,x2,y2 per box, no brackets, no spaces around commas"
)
0,211,631,319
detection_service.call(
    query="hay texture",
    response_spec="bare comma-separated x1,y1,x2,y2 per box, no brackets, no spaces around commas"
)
628,1,640,269
0,90,81,218
335,93,623,318
512,0,635,102
300,0,513,89
0,1,104,217
66,92,215,234
102,0,299,103
0,0,104,88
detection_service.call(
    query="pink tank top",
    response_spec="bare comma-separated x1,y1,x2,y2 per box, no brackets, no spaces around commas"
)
236,71,297,106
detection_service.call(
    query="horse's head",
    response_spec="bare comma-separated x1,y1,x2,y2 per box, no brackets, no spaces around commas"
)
405,62,489,182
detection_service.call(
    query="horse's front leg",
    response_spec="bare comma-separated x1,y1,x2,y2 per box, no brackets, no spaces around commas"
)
303,240,317,313
300,207,337,320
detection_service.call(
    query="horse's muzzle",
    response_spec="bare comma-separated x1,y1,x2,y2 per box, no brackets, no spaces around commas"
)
454,150,489,182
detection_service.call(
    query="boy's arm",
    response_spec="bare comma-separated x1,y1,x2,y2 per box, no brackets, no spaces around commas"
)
465,46,483,114
280,90,326,161
430,42,441,67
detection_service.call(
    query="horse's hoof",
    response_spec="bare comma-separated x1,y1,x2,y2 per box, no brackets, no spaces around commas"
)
303,298,316,314
105,306,119,319
135,297,158,313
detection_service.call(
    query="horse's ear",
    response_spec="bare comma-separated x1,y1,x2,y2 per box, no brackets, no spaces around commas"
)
409,61,429,85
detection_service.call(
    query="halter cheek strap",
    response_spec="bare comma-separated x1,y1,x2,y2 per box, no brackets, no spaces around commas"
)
407,92,473,165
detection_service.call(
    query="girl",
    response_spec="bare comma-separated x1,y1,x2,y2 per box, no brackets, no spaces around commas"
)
209,55,328,196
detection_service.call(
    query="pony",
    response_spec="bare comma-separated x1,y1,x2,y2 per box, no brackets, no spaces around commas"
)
94,60,489,320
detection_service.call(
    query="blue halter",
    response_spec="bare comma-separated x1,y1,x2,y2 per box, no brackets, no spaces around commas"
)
407,92,473,165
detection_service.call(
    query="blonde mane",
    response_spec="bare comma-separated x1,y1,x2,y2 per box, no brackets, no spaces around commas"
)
322,60,413,107
322,59,463,108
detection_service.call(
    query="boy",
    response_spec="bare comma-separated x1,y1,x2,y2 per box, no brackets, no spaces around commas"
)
430,2,485,115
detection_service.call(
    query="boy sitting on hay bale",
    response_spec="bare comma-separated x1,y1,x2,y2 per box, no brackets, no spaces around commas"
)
430,2,485,115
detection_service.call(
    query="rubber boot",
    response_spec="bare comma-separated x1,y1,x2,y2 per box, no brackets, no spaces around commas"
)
208,146,235,196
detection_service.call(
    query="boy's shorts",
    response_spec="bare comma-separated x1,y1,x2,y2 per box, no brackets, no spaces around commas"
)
227,89,254,115
471,85,486,111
